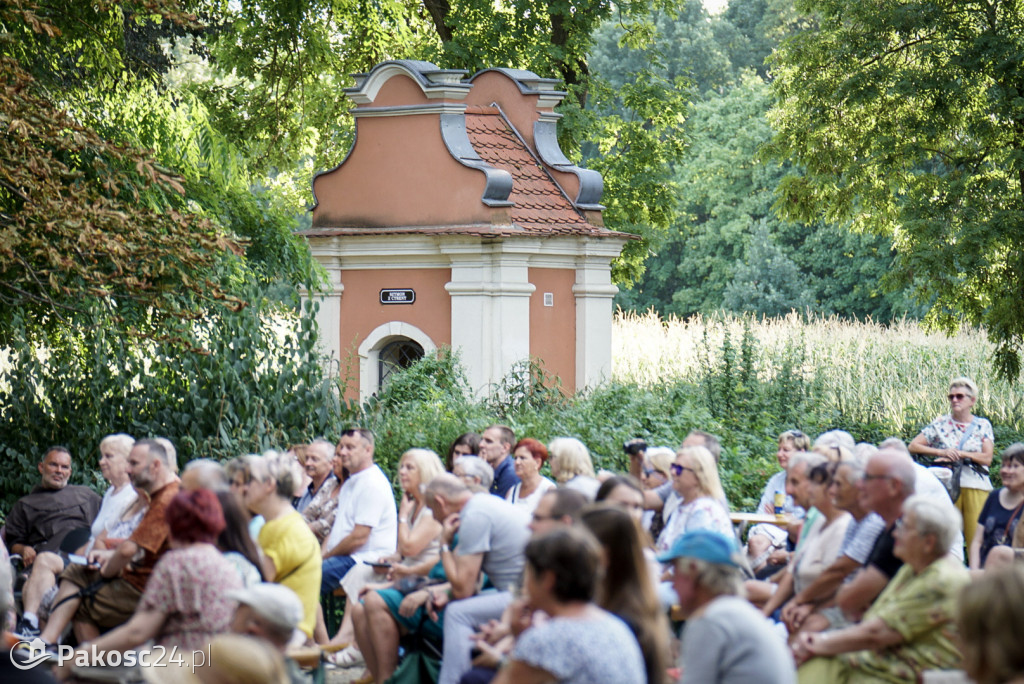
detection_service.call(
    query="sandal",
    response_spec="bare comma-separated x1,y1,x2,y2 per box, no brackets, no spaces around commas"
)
329,645,365,669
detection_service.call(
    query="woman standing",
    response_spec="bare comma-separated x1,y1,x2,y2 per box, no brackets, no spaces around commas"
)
969,443,1024,570
910,377,994,548
505,439,557,513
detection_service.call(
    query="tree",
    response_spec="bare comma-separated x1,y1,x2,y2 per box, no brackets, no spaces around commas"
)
766,0,1024,380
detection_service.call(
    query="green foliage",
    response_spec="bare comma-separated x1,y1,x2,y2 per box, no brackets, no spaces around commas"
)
0,279,339,510
765,0,1024,380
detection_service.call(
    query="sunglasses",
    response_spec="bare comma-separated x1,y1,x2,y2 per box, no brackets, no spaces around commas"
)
670,464,695,476
948,393,971,401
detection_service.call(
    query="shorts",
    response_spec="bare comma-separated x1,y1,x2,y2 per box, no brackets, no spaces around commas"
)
59,564,143,630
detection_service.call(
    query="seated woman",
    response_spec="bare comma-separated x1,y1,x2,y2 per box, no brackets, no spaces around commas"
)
492,526,646,684
969,443,1024,570
580,506,671,684
505,439,557,513
447,432,482,471
655,445,733,555
548,438,601,500
638,447,674,539
214,489,265,587
747,429,812,572
751,461,851,623
335,448,444,667
793,495,970,683
71,489,242,655
349,449,446,679
16,433,140,639
243,451,322,643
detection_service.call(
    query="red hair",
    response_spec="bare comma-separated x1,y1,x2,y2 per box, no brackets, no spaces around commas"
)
167,488,225,545
513,438,549,467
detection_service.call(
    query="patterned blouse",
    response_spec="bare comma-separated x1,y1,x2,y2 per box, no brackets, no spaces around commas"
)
302,474,340,542
656,496,734,554
919,414,994,490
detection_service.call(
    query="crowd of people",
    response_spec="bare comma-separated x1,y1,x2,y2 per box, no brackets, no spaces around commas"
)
1,375,1023,683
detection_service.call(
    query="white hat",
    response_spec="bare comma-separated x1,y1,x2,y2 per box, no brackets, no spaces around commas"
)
227,583,303,632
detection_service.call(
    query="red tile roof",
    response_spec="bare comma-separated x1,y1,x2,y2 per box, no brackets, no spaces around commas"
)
301,105,633,240
463,105,608,236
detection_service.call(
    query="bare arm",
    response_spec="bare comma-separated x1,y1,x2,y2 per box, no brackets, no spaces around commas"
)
98,540,138,579
492,660,557,684
798,616,903,658
968,523,986,570
836,565,889,622
790,555,860,606
760,570,795,618
398,511,442,559
443,548,484,600
84,607,166,652
972,438,994,467
324,524,372,559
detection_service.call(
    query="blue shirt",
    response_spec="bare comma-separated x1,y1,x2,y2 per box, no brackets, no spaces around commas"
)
490,455,520,498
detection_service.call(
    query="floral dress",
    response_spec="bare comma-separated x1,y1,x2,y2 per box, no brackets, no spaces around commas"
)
138,543,242,653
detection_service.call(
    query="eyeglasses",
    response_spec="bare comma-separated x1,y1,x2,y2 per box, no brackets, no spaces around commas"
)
531,513,556,523
862,473,892,482
948,393,971,401
642,466,666,477
670,464,695,476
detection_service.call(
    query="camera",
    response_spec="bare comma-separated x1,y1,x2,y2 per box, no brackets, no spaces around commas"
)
623,439,648,456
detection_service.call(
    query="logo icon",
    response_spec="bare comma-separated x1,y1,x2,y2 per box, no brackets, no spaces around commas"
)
11,638,51,670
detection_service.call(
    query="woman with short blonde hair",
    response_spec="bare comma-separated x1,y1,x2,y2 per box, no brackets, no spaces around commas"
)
549,437,600,500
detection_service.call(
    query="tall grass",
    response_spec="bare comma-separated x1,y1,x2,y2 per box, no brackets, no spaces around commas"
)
613,310,1024,437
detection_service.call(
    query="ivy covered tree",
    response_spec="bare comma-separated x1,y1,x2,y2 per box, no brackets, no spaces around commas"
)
766,0,1024,380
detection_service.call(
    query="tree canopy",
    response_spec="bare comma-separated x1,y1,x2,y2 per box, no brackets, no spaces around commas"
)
603,2,919,322
766,0,1024,380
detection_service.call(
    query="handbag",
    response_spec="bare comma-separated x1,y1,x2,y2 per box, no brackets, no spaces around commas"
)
921,418,985,503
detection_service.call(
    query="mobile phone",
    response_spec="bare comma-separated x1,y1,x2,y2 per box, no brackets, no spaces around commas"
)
368,561,392,570
67,554,90,565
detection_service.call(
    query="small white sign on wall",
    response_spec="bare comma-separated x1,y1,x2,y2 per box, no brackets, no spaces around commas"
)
543,293,553,307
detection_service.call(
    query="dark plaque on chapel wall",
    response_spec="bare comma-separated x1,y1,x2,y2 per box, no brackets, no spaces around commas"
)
380,289,416,304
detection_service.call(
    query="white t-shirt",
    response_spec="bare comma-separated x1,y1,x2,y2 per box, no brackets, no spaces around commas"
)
505,477,556,514
325,464,397,563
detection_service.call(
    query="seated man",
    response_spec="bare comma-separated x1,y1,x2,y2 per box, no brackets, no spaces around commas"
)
780,454,885,637
317,429,396,650
424,474,531,684
297,439,340,542
229,583,308,684
16,436,136,638
37,439,180,646
5,446,101,566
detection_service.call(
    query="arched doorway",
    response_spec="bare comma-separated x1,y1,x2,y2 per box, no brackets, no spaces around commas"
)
377,338,425,389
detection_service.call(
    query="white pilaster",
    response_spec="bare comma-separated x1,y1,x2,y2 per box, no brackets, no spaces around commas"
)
444,240,535,395
574,241,623,389
303,255,344,372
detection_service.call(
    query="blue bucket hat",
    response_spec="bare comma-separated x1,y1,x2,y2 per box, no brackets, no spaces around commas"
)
657,529,740,566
